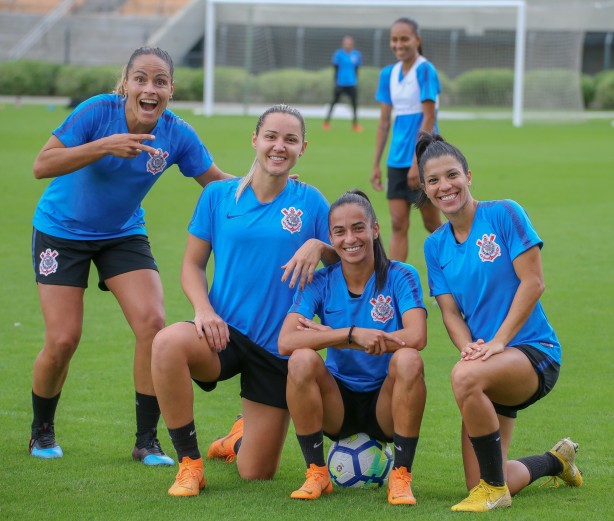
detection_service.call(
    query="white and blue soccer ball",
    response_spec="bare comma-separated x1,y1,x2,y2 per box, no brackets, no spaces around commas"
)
327,433,393,488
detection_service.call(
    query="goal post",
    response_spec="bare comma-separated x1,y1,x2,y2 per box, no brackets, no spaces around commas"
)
203,0,589,123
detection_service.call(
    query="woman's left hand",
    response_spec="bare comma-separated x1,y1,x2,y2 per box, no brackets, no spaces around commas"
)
461,338,505,361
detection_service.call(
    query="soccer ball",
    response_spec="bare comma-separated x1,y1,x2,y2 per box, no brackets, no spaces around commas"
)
327,433,393,488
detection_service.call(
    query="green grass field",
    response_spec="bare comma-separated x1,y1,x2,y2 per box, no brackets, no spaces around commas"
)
0,103,612,520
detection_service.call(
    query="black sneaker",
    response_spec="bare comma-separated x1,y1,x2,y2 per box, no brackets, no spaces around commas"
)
132,437,175,466
30,423,63,459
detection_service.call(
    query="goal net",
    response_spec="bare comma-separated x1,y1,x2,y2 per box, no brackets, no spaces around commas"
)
203,0,587,125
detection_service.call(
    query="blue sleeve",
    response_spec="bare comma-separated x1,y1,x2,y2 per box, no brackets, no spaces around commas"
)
356,51,363,67
496,200,543,260
289,272,324,318
424,234,451,297
314,190,331,245
394,263,427,314
174,121,214,178
375,66,393,105
187,184,215,241
417,62,440,103
53,96,102,147
332,49,340,66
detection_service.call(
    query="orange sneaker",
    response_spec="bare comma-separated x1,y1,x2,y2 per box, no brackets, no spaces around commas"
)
352,123,363,133
387,467,416,505
168,457,206,497
290,464,333,500
206,415,243,462
322,121,331,131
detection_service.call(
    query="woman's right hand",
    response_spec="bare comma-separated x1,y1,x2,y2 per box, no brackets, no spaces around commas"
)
370,166,384,191
193,309,230,352
103,133,159,158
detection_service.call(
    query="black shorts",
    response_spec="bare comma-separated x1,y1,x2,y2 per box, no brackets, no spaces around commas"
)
324,377,391,443
386,166,422,203
193,326,288,410
333,85,357,100
493,344,560,418
32,229,158,291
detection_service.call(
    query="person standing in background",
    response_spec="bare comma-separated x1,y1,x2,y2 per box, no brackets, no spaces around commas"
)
371,18,442,262
323,35,363,132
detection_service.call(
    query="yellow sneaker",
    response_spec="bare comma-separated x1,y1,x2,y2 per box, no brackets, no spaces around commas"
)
451,480,511,512
290,464,333,500
541,438,583,488
168,457,206,497
387,466,416,505
206,415,243,462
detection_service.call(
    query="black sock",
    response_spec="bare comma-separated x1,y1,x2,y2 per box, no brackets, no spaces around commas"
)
469,430,505,487
234,437,242,455
31,391,61,433
393,434,419,471
168,421,201,461
517,452,563,484
296,431,325,468
135,392,161,447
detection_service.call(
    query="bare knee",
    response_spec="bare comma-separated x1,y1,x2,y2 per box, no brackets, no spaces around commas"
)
287,349,323,383
41,329,82,367
238,464,277,481
390,214,409,235
152,324,186,365
134,308,166,344
451,362,481,402
389,348,424,382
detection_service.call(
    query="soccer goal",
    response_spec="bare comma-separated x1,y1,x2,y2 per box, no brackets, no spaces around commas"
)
202,0,586,126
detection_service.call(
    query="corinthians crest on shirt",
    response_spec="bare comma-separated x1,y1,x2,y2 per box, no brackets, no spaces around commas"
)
281,206,303,233
476,233,501,262
146,148,169,175
370,294,394,324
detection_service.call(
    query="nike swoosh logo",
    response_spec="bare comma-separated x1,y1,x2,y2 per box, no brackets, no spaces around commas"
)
393,444,402,452
324,309,343,314
189,430,196,436
226,213,243,219
486,496,506,510
313,441,323,449
440,259,453,270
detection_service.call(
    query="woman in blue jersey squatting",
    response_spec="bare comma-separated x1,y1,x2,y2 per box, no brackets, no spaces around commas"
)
278,190,427,505
371,17,442,263
417,132,583,512
151,105,337,497
30,47,229,465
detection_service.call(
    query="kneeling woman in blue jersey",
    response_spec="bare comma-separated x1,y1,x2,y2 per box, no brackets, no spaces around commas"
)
152,105,336,496
278,190,427,505
417,132,583,512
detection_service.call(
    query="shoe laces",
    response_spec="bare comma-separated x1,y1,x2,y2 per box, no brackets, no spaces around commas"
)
176,459,202,484
33,423,56,449
304,465,328,486
142,437,165,456
389,468,412,494
539,476,561,489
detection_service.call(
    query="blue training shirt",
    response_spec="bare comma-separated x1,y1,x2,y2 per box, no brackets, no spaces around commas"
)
33,94,213,240
424,200,561,364
332,48,362,87
189,177,330,358
375,58,440,168
289,261,426,392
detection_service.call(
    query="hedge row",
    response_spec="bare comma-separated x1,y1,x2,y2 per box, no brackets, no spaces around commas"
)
1,60,613,109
